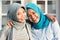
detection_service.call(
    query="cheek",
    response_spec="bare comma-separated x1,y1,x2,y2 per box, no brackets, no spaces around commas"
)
36,16,39,21
17,15,21,19
29,17,33,22
24,13,26,17
37,18,39,21
35,14,39,20
34,13,39,17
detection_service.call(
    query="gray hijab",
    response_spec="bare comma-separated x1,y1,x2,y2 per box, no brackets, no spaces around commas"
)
7,3,21,22
7,3,26,29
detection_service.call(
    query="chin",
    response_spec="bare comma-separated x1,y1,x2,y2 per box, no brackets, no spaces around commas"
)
21,21,25,22
34,20,39,23
18,20,25,23
34,22,38,23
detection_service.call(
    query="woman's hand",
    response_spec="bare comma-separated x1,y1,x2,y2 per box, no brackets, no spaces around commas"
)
6,21,13,28
46,14,56,22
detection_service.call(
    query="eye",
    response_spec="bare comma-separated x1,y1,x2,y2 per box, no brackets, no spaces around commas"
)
17,12,21,15
32,12,35,14
28,14,32,17
23,10,26,13
23,11,25,13
17,13,20,15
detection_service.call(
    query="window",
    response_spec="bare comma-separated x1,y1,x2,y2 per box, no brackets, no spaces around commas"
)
37,0,56,16
48,0,56,16
2,1,10,13
37,0,45,13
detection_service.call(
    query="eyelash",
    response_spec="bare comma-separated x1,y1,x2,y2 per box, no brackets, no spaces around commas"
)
23,11,26,13
17,13,20,15
32,12,35,14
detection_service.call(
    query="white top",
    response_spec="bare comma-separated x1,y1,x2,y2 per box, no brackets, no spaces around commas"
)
31,20,60,40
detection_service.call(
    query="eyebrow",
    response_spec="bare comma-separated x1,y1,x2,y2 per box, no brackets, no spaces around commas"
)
32,11,35,14
21,6,25,10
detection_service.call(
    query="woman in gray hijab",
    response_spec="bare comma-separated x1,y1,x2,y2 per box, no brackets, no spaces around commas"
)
0,3,32,40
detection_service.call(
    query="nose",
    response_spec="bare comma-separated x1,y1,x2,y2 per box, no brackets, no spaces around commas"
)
31,15,35,19
22,14,26,18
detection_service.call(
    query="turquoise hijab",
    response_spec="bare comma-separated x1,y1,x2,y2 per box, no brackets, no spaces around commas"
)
26,3,50,29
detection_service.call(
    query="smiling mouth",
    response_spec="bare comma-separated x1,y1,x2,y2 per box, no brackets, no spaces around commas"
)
32,18,37,22
18,18,25,21
21,18,25,20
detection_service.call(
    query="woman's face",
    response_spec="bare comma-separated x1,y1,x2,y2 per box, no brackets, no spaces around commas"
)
28,9,39,23
16,8,26,23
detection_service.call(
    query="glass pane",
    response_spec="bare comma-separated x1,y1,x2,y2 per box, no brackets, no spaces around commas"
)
13,0,21,4
2,0,10,1
37,0,45,13
13,1,21,4
37,0,45,1
2,0,10,27
48,0,56,14
2,1,10,13
13,0,21,1
2,16,8,27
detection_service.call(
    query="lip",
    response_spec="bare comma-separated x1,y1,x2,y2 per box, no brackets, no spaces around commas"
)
21,18,25,20
18,18,25,21
32,18,37,21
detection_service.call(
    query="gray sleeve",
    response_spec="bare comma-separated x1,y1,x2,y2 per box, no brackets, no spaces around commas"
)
0,26,10,40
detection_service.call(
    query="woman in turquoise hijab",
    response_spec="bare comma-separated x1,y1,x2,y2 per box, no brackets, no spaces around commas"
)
26,3,60,40
26,3,50,29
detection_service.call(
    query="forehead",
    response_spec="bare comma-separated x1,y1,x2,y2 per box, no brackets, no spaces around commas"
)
28,9,34,12
18,8,24,12
16,8,25,14
17,8,25,13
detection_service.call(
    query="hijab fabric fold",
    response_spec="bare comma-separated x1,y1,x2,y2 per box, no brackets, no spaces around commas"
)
7,3,20,22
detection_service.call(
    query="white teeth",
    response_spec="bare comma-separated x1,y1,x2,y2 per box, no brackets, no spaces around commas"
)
34,17,36,20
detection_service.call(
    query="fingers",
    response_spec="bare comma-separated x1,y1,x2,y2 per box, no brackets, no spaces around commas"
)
49,15,56,22
6,22,11,28
52,17,56,22
46,14,56,22
9,21,13,26
6,21,13,28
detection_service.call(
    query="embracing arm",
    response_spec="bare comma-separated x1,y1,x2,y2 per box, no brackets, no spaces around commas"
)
6,14,56,27
45,14,56,22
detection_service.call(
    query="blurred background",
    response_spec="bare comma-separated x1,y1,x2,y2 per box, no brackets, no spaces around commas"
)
0,0,60,30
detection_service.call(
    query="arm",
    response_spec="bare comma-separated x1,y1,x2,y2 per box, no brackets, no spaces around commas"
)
6,21,13,27
45,14,56,22
52,20,60,40
0,26,10,40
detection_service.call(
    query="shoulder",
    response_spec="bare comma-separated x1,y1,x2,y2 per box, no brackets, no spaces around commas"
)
48,19,60,28
1,24,11,31
50,20,60,32
50,19,60,29
52,20,60,29
52,20,59,26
